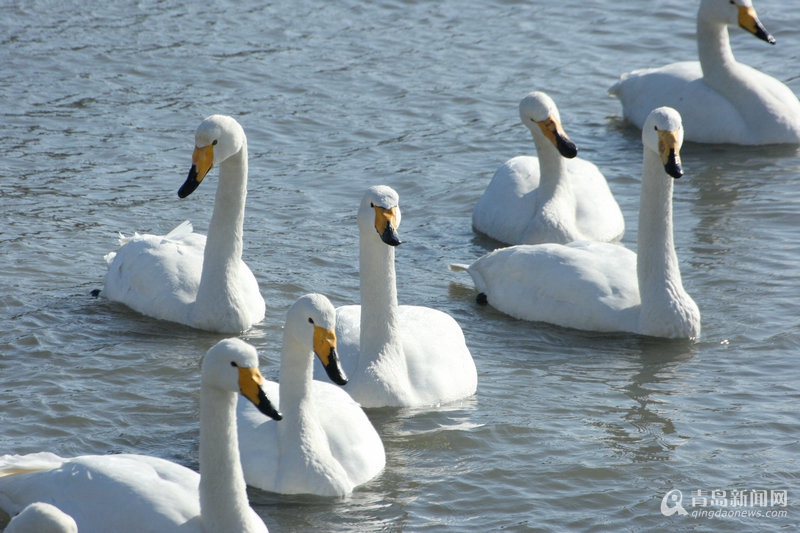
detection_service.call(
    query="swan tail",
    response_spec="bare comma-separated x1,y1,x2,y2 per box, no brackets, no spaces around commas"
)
0,452,63,477
163,220,193,242
448,263,470,273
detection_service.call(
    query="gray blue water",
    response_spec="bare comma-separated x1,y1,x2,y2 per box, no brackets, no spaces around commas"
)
1,0,799,530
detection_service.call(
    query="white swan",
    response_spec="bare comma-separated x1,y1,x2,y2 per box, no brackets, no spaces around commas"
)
103,115,265,333
314,186,477,408
4,502,77,533
237,294,385,497
0,338,282,533
473,91,624,245
609,0,800,145
460,108,701,339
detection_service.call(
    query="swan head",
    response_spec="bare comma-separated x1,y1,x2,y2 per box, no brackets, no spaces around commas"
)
518,91,578,159
698,0,775,44
285,294,348,386
359,185,402,247
178,114,247,198
203,338,283,420
5,502,77,533
643,107,684,179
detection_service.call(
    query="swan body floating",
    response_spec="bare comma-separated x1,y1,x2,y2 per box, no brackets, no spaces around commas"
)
460,108,701,339
315,186,477,408
473,91,624,245
610,0,800,145
0,338,282,533
4,502,77,533
237,294,385,497
103,115,265,333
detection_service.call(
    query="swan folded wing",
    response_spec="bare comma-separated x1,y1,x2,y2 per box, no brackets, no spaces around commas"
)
397,305,477,404
309,380,386,487
568,158,625,243
0,454,201,533
103,232,205,322
472,156,541,244
472,242,639,332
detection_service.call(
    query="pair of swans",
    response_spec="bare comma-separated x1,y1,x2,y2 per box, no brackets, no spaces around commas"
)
314,186,478,408
0,338,282,533
473,91,624,246
459,107,701,340
103,115,265,333
610,0,800,145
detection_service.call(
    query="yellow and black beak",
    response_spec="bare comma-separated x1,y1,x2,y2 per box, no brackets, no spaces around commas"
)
738,5,775,45
657,129,683,179
373,205,402,247
238,366,283,420
178,144,215,198
538,116,578,159
313,325,347,386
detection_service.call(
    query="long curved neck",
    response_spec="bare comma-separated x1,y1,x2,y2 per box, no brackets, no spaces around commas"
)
199,385,254,532
197,143,248,299
532,132,570,197
358,230,400,365
278,334,313,416
636,150,682,307
697,18,737,84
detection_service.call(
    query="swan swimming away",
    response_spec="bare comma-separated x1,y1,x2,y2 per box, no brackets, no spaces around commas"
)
473,91,624,245
609,0,800,145
314,186,478,408
0,338,282,533
237,294,385,497
4,502,77,533
103,115,265,333
458,107,701,339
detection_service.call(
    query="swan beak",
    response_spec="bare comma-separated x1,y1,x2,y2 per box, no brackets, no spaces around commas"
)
374,205,402,246
314,325,348,386
178,144,215,198
238,366,283,421
738,5,775,45
538,116,578,159
657,129,683,179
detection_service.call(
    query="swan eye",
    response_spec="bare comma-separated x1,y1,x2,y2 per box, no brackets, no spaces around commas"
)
230,361,238,367
212,139,218,146
654,126,659,131
308,317,314,324
370,202,375,208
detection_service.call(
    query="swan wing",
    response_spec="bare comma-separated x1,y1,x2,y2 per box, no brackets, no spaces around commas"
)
468,242,640,332
472,156,541,245
0,453,202,533
568,158,625,242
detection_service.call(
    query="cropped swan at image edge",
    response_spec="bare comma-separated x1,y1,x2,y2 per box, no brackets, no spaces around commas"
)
454,107,701,340
102,115,265,333
0,338,282,533
473,91,624,245
609,0,800,145
237,294,385,497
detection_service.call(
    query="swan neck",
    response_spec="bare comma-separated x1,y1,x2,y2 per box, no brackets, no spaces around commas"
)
532,131,568,189
637,150,681,299
697,18,736,80
199,385,252,531
200,144,248,285
359,230,400,361
278,333,313,414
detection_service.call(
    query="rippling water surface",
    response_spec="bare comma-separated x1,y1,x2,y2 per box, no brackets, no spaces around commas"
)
2,0,799,531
